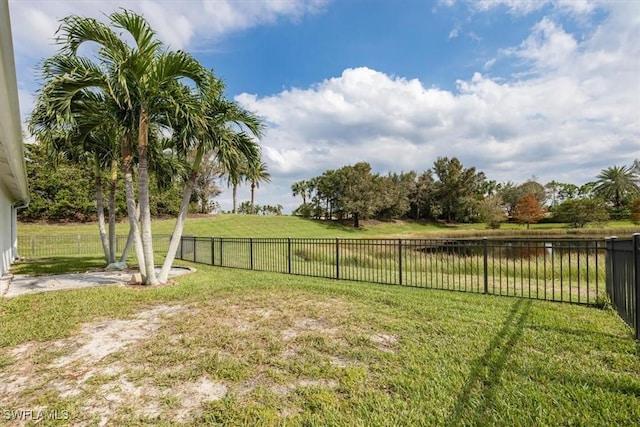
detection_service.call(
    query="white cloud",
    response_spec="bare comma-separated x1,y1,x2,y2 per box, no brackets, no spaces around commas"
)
502,18,578,71
9,0,329,55
471,0,596,16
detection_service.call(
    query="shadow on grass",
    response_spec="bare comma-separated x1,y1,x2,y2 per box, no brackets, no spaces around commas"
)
10,256,109,276
446,298,532,425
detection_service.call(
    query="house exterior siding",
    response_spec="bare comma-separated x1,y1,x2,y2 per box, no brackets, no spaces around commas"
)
0,184,16,275
0,0,29,277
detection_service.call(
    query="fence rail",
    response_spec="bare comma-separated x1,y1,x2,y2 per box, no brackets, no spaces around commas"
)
177,236,607,305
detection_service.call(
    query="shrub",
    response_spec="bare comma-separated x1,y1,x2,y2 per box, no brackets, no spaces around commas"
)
631,198,640,224
553,198,609,228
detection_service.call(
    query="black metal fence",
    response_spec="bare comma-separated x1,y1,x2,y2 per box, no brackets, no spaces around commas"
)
177,236,607,305
605,234,640,339
17,234,172,258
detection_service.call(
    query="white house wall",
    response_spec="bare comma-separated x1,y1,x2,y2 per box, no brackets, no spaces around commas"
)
0,183,13,276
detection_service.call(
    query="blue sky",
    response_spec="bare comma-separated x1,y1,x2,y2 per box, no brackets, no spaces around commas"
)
7,0,640,212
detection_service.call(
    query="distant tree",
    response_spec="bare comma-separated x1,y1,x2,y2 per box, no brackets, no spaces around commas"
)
341,162,378,227
432,157,486,223
20,143,96,222
409,170,436,220
513,194,545,229
224,159,246,214
594,165,640,212
557,183,579,202
480,179,500,196
554,198,609,228
191,152,222,214
261,204,283,215
291,180,311,205
519,178,546,204
237,201,255,214
545,180,561,209
497,181,521,217
375,172,414,219
578,181,597,198
316,170,344,220
499,179,546,217
478,194,506,229
246,161,271,214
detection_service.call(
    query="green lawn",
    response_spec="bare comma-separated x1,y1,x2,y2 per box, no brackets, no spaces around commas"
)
0,262,638,426
17,214,640,239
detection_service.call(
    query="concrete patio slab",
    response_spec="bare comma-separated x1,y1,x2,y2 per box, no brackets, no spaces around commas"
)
1,267,194,298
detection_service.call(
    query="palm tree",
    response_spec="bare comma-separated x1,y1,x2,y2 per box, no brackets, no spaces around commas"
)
291,180,309,205
246,161,271,214
594,165,640,209
43,10,210,284
157,77,263,283
226,161,247,214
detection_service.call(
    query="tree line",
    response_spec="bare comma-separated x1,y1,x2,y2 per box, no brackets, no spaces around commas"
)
291,158,640,228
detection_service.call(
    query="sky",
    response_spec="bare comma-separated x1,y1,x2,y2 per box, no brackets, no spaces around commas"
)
7,0,640,213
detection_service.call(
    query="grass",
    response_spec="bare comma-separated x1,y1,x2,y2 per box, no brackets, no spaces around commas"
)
1,259,639,425
9,256,108,276
17,214,640,239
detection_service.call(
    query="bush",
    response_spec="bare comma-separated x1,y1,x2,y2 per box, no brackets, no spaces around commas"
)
553,198,609,228
631,198,640,224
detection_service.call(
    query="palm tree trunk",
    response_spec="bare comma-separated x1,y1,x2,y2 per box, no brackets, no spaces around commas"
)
108,157,118,263
137,108,158,285
119,228,134,264
232,184,238,214
159,147,203,283
94,157,111,264
250,182,255,214
122,138,146,279
119,203,139,264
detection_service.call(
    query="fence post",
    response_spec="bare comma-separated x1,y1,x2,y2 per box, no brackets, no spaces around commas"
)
483,238,489,294
211,237,215,266
250,238,254,270
398,238,403,286
605,237,611,300
634,233,640,340
608,236,617,306
193,236,197,262
336,238,340,280
287,238,292,274
220,238,224,266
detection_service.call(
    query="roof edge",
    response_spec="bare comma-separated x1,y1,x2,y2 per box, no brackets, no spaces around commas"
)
0,0,29,203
